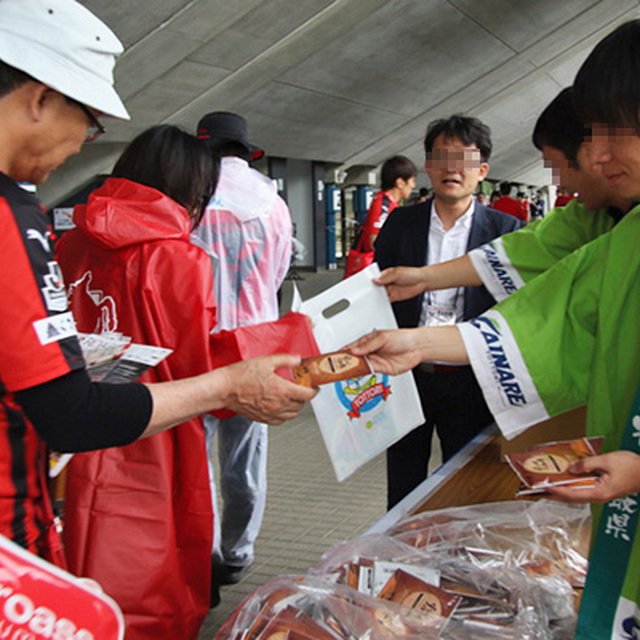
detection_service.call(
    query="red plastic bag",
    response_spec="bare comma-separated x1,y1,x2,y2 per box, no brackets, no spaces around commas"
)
210,311,320,380
344,231,374,279
344,247,375,279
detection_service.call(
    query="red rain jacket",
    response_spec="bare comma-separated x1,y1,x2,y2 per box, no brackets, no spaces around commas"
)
56,178,215,639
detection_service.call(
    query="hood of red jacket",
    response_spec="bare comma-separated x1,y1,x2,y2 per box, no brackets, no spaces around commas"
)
73,177,191,249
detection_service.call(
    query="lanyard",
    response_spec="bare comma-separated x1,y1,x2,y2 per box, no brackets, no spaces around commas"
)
426,287,462,310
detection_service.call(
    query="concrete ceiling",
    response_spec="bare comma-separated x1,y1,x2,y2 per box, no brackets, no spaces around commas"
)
42,0,640,205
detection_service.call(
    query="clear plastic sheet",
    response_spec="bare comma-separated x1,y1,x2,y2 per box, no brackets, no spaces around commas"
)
385,500,590,588
215,574,445,639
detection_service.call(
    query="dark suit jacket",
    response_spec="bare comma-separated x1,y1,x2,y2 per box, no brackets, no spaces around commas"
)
374,197,522,327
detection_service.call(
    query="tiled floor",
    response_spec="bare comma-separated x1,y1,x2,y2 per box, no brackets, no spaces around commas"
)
198,268,441,638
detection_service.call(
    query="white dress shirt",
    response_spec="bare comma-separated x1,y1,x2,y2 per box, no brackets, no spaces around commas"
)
419,198,475,325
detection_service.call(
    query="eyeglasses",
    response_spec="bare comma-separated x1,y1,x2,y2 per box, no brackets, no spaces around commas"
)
67,98,106,142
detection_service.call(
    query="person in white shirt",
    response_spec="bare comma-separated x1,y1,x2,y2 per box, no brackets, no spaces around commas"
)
374,115,521,509
192,112,292,596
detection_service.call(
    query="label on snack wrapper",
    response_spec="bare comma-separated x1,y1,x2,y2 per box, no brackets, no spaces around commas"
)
292,352,372,387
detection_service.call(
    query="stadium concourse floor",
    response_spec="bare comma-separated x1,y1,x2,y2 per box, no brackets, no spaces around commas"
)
199,267,442,638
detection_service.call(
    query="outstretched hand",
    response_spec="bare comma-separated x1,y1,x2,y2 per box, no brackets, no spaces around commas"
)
347,329,425,375
222,353,318,425
546,450,640,504
374,266,429,302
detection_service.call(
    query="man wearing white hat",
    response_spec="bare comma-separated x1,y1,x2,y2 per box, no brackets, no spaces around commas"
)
0,0,314,566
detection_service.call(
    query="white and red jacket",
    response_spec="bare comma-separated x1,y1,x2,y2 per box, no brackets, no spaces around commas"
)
191,156,292,331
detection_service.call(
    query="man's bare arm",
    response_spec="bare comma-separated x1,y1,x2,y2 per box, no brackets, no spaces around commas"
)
375,255,482,302
142,353,317,437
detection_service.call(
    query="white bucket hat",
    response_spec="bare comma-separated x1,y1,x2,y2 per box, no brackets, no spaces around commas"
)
0,0,129,120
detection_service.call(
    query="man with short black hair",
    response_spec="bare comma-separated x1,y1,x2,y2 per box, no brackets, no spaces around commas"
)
375,114,521,509
492,181,529,222
373,86,630,313
360,154,417,252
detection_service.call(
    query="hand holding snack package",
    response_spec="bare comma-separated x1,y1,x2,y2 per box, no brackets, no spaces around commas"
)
505,437,604,496
292,263,424,481
209,311,320,418
292,351,373,387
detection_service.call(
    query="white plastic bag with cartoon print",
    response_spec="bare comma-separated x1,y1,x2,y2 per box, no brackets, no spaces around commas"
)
293,263,424,481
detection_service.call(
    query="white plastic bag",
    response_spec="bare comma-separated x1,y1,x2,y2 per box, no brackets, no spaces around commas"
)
294,263,424,481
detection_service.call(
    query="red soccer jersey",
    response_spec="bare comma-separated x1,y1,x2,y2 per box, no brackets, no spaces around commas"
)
492,195,528,222
554,193,577,208
360,191,399,252
0,173,84,560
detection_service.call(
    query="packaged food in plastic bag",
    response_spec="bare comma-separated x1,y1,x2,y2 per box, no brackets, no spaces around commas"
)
309,532,573,639
214,574,446,639
385,500,590,588
215,501,585,639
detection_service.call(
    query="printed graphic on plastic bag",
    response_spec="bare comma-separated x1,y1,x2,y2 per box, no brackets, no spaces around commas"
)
0,534,124,639
293,263,424,481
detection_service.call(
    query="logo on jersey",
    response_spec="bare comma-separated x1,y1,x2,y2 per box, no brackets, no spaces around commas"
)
480,243,519,295
33,312,77,345
26,228,52,252
470,316,527,408
68,271,118,333
622,615,640,639
334,374,391,420
41,261,68,312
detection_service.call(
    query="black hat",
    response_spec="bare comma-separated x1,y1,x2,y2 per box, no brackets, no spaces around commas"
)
196,111,264,160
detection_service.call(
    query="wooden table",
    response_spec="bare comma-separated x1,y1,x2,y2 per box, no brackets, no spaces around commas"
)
368,425,527,534
368,406,587,533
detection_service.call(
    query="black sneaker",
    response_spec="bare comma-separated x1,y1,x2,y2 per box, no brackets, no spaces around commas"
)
209,583,221,609
210,558,224,608
222,563,250,585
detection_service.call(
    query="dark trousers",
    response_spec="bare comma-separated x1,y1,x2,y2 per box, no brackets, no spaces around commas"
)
386,365,493,510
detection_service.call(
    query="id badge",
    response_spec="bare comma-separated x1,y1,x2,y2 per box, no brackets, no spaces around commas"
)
424,304,456,327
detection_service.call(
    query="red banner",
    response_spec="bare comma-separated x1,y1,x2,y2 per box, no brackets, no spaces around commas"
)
0,535,124,639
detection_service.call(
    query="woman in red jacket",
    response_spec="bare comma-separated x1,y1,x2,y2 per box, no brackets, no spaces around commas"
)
56,125,220,640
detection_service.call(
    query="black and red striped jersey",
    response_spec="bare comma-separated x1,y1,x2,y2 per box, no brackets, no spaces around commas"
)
0,172,84,558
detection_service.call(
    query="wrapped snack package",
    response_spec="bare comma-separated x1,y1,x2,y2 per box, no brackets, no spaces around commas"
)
292,351,372,387
310,533,573,639
215,575,445,639
376,568,461,623
506,437,604,495
255,605,340,639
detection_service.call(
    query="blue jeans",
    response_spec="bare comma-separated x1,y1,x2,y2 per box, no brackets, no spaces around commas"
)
205,414,268,568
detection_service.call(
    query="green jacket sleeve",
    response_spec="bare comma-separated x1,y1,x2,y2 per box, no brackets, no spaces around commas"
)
459,227,609,438
468,200,615,301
